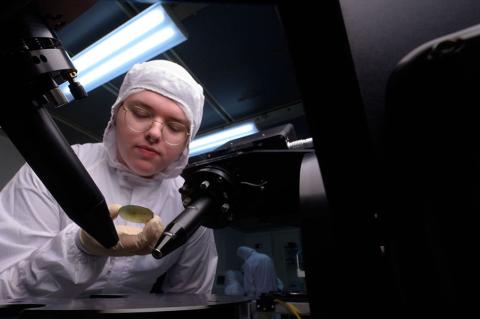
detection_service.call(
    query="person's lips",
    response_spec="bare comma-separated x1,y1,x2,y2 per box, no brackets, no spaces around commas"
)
136,145,160,157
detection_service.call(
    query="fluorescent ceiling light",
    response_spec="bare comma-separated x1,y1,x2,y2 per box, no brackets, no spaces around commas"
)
189,122,259,156
62,3,186,99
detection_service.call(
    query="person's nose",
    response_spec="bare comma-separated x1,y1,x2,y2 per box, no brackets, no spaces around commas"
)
145,121,164,143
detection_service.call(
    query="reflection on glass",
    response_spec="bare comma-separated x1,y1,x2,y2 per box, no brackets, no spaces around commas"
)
213,226,306,296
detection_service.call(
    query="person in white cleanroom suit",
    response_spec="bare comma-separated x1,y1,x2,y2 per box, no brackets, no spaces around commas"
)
0,60,218,299
236,246,278,298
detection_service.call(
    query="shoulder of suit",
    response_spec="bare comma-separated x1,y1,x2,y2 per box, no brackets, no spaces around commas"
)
70,142,106,167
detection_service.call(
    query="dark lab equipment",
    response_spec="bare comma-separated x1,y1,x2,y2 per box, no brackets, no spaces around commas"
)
152,124,324,264
385,23,480,304
0,1,117,248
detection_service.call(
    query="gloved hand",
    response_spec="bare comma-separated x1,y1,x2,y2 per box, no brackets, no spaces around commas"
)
77,204,164,256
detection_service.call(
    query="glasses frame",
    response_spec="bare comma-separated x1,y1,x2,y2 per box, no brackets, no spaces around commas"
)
122,104,190,147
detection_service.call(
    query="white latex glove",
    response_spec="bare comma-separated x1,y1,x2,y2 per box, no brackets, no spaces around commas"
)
77,204,164,256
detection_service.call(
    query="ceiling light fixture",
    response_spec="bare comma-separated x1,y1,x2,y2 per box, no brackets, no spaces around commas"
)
62,3,186,99
189,122,259,157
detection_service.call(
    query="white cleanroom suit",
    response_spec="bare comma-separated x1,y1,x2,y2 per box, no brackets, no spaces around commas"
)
0,60,218,299
237,246,278,298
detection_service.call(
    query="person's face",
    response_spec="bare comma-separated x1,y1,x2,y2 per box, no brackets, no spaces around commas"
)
115,90,189,177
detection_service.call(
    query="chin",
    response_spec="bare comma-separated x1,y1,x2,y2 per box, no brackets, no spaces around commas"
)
134,167,157,178
132,163,165,178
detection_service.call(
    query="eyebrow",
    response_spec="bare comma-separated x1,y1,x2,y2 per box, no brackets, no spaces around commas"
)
126,102,189,126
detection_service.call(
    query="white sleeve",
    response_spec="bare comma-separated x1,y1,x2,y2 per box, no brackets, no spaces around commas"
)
0,164,108,299
161,226,218,294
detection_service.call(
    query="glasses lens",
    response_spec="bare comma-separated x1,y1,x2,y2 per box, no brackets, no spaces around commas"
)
162,121,188,146
124,105,189,146
124,105,153,132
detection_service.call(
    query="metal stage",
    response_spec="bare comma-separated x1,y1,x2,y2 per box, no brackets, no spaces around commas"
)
0,294,250,319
